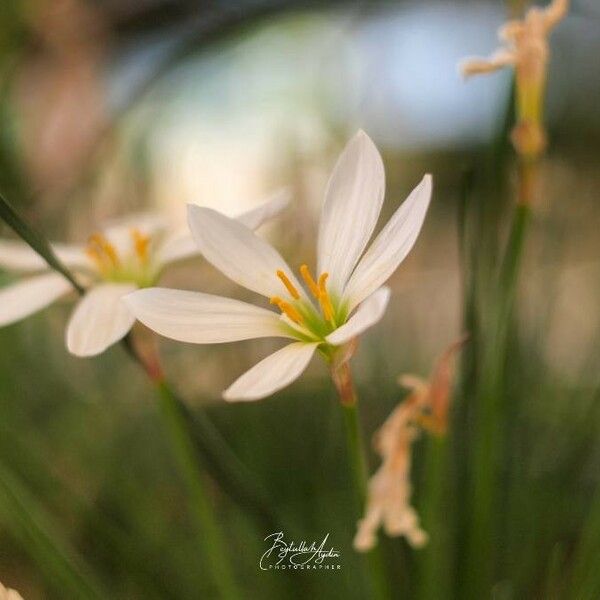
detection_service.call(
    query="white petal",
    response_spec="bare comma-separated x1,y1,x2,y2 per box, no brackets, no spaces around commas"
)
235,187,291,230
102,211,168,237
0,273,72,326
326,287,390,346
343,174,432,312
103,212,169,256
158,189,290,267
66,283,137,357
0,239,90,272
124,287,293,344
223,342,319,402
317,130,385,296
187,205,305,299
53,244,92,270
156,230,198,266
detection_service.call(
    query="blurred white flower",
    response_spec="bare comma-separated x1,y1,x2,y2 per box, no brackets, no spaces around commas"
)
0,191,289,357
125,131,432,401
354,336,467,552
0,580,24,600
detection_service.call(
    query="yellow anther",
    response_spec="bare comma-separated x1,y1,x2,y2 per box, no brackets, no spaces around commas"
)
318,272,329,291
276,269,300,300
86,233,119,272
300,264,320,300
270,296,304,325
318,272,335,323
85,245,102,267
131,228,151,264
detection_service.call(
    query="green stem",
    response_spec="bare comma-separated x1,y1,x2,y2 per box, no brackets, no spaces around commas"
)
341,402,368,504
121,333,276,531
416,437,451,600
332,362,391,600
177,400,275,524
0,461,107,599
464,160,534,598
497,199,532,345
156,380,240,599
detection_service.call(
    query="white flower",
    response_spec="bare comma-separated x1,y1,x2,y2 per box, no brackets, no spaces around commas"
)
0,191,289,357
125,131,432,401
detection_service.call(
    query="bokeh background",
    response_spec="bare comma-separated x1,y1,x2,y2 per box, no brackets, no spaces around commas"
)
1,0,599,598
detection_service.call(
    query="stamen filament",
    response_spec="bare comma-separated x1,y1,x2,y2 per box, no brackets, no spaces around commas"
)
276,270,300,300
318,273,335,324
86,233,119,272
300,264,320,299
270,296,304,325
131,228,151,264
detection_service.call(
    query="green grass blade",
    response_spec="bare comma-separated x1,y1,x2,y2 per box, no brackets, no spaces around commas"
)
0,191,84,294
0,461,108,599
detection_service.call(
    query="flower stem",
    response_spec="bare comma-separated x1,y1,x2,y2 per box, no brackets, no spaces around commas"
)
465,158,535,598
341,402,368,502
123,334,240,599
331,361,391,600
155,381,241,599
497,163,534,338
120,332,276,528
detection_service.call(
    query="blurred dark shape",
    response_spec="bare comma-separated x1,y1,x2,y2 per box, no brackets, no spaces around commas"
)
14,0,108,197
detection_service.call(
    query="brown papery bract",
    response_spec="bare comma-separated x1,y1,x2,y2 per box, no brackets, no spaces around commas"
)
353,335,468,551
460,0,569,160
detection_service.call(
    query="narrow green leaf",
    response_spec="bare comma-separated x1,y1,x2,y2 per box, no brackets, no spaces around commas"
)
0,461,107,599
0,191,84,294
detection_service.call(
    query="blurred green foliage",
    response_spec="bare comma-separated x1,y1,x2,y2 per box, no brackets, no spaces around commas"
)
1,1,600,599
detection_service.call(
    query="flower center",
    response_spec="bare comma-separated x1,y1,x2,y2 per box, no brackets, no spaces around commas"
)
85,229,153,285
270,264,337,334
